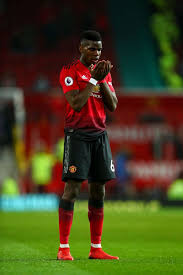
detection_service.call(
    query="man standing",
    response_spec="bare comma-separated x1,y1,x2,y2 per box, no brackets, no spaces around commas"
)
58,30,118,260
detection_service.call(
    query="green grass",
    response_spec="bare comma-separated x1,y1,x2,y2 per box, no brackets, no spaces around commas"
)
0,201,183,274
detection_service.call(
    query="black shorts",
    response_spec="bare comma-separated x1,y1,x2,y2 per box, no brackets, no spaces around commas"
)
62,129,116,182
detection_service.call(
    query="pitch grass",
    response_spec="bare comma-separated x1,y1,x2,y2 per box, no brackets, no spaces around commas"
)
0,201,183,275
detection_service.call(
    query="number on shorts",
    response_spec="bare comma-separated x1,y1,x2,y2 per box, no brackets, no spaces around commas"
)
110,160,115,172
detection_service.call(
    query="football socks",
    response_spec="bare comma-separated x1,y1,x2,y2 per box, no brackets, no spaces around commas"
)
58,199,74,245
88,198,104,245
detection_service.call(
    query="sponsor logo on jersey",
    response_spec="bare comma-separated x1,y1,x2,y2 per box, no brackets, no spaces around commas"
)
69,165,77,173
90,84,102,98
91,93,102,99
65,76,73,86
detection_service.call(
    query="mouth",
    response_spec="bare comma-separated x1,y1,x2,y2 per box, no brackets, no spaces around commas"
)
91,57,99,63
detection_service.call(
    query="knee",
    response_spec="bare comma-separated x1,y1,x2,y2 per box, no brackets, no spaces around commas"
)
62,187,79,201
62,182,81,201
90,185,105,201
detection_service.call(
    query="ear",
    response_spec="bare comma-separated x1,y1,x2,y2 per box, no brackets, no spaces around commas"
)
79,44,83,54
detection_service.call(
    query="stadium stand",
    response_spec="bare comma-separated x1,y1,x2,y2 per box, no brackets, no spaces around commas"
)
1,0,183,201
0,0,120,91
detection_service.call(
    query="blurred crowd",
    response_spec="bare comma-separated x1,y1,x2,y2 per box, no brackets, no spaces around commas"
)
1,0,183,201
1,103,183,202
0,0,111,92
150,0,183,88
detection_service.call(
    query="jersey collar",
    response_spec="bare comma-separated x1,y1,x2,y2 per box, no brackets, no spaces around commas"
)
77,59,97,73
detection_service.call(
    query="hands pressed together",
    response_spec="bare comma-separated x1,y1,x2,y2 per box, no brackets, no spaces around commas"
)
90,60,113,81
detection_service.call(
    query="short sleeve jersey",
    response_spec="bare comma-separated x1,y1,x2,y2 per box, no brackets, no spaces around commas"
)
59,60,115,131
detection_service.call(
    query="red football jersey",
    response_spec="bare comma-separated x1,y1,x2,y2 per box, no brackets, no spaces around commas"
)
59,60,115,131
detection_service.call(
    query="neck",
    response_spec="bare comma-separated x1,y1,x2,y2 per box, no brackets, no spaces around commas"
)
80,57,91,68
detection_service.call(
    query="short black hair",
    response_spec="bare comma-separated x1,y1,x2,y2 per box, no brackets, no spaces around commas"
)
80,30,102,43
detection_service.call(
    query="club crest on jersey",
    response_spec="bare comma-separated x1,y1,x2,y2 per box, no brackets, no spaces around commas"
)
65,76,73,86
69,165,77,173
93,84,100,93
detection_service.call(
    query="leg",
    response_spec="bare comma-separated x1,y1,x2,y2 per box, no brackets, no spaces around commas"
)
62,179,82,201
88,181,119,260
89,181,105,201
88,181,105,248
58,130,90,260
87,133,118,259
58,179,82,260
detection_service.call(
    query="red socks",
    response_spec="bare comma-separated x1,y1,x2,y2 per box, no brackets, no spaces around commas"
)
58,198,118,260
58,199,74,245
88,199,104,246
58,198,104,247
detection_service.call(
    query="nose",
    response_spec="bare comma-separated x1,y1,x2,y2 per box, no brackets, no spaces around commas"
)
97,50,101,56
94,50,100,57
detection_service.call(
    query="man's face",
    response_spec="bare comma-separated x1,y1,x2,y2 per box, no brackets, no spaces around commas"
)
79,40,102,66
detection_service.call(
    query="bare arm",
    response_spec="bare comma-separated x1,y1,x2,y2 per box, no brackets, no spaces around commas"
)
100,82,118,112
65,61,109,112
65,83,95,112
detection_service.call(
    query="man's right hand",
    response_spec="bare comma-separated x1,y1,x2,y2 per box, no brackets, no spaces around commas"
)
91,60,113,81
